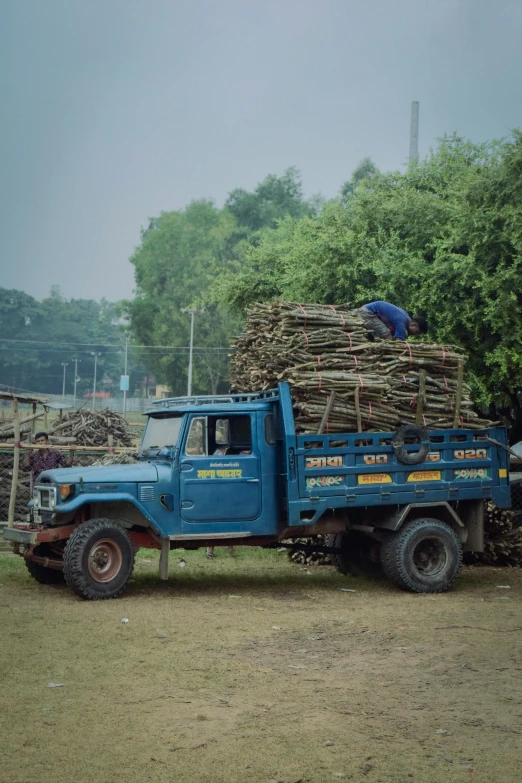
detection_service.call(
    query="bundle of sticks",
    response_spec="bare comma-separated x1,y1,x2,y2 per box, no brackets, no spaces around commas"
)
464,502,522,567
90,453,137,466
0,410,47,442
286,536,331,566
230,301,494,432
47,409,134,448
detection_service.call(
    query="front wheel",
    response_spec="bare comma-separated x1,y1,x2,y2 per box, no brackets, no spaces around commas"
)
63,519,135,600
380,518,462,593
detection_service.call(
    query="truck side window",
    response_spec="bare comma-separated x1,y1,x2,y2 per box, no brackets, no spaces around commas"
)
208,415,252,455
227,415,252,454
186,416,207,456
215,419,230,446
264,414,276,445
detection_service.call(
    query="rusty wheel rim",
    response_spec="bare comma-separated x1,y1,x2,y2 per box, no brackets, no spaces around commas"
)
88,539,123,583
412,536,447,577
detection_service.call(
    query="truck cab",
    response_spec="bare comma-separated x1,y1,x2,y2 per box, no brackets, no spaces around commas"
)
136,390,281,539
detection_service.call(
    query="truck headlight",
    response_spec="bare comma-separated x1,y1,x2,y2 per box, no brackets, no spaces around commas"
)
35,486,56,510
59,484,75,501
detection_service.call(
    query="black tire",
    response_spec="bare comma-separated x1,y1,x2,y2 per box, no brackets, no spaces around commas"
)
380,518,462,593
392,424,430,465
26,544,65,585
327,531,382,577
63,519,135,600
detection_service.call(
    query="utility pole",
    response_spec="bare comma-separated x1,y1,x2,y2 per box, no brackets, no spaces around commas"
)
90,352,101,411
123,338,128,415
181,307,201,396
61,362,68,402
409,100,419,165
73,358,81,408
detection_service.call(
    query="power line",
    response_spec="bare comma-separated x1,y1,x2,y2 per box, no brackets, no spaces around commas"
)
0,337,230,351
0,346,228,355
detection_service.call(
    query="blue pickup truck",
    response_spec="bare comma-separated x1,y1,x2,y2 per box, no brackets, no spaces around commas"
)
3,382,511,600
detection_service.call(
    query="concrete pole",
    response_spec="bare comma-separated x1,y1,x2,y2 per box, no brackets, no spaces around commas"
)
92,353,98,411
61,362,68,402
8,398,20,525
123,339,128,415
187,309,195,397
409,101,419,165
73,359,79,408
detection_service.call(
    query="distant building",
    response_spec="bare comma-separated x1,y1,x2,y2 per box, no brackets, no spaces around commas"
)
83,391,111,400
135,376,172,399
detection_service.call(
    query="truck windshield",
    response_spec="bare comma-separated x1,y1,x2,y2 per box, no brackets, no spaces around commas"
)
141,414,183,452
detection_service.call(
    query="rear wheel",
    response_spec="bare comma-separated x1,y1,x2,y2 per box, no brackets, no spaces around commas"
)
63,519,135,600
25,544,65,585
380,518,462,593
327,531,382,577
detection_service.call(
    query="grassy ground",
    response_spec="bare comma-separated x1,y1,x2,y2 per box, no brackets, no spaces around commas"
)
0,549,521,783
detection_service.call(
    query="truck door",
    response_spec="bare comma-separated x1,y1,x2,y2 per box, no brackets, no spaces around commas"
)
179,413,262,534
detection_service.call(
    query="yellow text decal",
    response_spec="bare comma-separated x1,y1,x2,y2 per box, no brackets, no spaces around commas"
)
197,469,243,479
407,470,442,482
305,455,343,469
357,473,392,485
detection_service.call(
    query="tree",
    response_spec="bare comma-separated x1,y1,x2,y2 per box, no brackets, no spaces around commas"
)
225,167,314,233
341,157,382,200
124,170,317,395
221,133,522,433
121,200,240,395
0,287,124,397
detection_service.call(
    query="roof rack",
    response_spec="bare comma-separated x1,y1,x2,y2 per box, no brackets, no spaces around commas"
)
151,388,279,408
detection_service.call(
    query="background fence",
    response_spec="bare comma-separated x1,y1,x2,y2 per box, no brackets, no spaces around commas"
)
0,448,136,524
0,394,152,415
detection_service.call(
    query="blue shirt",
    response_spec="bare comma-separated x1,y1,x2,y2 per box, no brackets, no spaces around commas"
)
364,301,410,340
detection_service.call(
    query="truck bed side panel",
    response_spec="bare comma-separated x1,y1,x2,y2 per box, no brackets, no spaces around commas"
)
287,426,510,525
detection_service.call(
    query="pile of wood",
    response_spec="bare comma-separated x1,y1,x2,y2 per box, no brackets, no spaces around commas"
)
230,301,494,432
90,453,137,466
0,464,30,519
286,536,331,566
48,409,133,448
464,502,522,567
0,410,47,442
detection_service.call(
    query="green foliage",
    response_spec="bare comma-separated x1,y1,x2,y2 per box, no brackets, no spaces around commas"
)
225,167,313,233
341,157,382,200
121,200,241,395
223,133,522,411
0,287,124,396
124,170,315,394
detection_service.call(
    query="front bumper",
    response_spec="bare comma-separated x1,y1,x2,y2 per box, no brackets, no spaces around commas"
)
2,527,39,545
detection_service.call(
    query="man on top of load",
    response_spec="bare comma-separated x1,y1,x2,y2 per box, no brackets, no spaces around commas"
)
359,301,427,341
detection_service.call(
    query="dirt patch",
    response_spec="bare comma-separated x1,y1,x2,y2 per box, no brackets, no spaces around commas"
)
0,550,521,783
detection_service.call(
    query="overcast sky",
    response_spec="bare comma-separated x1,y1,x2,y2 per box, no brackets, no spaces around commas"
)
1,0,521,303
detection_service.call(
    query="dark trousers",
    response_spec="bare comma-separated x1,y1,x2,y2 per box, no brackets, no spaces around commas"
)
358,307,393,339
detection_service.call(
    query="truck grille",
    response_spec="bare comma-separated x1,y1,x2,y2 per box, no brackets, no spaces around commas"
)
139,486,155,502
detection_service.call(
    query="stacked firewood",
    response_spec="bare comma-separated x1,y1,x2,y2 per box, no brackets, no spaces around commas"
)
464,502,522,567
90,453,137,466
0,411,47,442
48,409,133,447
286,536,331,566
0,463,31,518
230,301,494,432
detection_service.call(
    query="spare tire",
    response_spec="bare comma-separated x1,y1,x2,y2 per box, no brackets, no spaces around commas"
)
392,424,430,465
